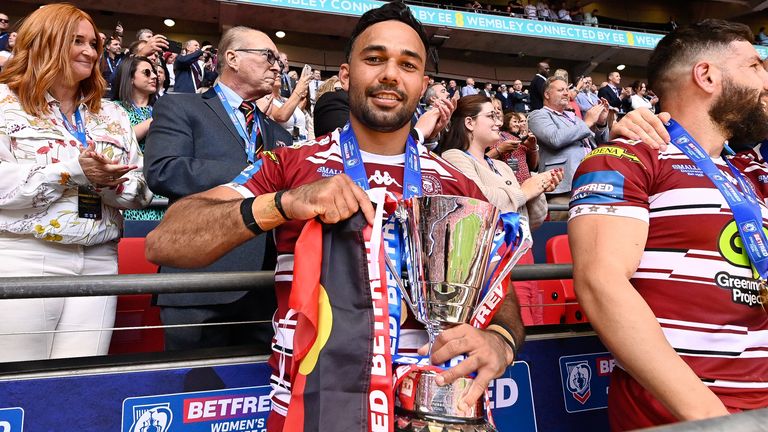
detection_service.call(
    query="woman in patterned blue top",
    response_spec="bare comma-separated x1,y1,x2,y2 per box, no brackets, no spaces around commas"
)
111,56,157,151
112,56,164,220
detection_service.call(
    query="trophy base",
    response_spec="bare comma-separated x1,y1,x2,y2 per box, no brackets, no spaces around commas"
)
394,370,496,432
394,408,497,432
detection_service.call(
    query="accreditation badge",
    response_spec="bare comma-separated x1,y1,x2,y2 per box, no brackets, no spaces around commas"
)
78,186,102,219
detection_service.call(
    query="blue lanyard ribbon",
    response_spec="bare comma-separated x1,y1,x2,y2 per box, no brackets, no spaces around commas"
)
214,84,261,163
61,109,87,148
107,56,122,74
338,122,422,198
667,119,768,281
338,122,422,358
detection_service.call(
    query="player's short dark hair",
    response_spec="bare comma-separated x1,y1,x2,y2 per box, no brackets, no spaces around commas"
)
345,1,429,61
648,19,753,99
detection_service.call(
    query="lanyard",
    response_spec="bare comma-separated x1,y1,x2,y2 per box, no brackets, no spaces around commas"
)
338,122,422,198
667,118,768,281
214,84,261,163
464,150,502,176
339,123,421,364
61,109,87,148
107,56,121,74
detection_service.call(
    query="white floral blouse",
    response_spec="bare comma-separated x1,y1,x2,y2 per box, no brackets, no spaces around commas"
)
0,84,152,245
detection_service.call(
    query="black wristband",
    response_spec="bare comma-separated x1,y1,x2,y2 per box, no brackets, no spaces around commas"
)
487,322,519,358
240,197,264,236
274,190,290,221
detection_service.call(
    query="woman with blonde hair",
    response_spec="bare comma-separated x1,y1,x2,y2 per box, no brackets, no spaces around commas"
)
0,3,152,361
315,75,342,101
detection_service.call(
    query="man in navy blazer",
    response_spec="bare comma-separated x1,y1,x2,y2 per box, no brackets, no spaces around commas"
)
173,40,212,94
144,26,292,351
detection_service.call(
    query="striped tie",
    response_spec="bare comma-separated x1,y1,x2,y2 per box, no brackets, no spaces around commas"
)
238,100,262,157
239,100,256,134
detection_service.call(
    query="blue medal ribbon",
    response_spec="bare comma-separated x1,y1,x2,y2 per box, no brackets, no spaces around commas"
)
338,122,422,358
214,84,261,163
61,109,88,148
667,119,768,281
479,212,522,302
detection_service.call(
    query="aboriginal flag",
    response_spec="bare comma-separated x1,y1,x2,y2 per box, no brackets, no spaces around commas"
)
284,213,376,432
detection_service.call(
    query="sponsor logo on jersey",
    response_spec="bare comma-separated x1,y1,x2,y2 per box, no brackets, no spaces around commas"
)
262,151,279,165
570,171,625,205
583,146,644,167
316,167,342,178
369,170,402,187
716,220,768,307
671,163,704,177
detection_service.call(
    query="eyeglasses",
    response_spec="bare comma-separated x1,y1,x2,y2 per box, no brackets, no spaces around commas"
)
234,48,282,68
0,19,8,24
139,68,156,78
471,111,502,122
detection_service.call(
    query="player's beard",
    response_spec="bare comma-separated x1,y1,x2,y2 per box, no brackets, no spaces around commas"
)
349,82,416,133
709,76,768,146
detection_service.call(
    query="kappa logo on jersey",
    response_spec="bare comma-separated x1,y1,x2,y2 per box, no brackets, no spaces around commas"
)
570,171,625,205
421,173,444,195
716,220,768,307
583,146,643,167
369,170,402,187
129,403,172,432
565,361,592,404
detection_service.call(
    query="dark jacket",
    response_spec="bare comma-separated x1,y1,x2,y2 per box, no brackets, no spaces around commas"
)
144,88,292,306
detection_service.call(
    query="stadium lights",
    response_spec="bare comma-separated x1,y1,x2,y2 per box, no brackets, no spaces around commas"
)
616,64,626,71
276,31,286,38
164,19,175,27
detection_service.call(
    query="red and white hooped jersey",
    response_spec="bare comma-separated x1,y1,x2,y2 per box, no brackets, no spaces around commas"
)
225,129,485,425
569,139,768,411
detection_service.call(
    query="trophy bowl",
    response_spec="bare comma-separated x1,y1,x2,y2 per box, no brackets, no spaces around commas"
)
391,195,529,431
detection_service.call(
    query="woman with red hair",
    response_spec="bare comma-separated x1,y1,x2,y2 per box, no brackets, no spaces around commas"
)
0,4,152,361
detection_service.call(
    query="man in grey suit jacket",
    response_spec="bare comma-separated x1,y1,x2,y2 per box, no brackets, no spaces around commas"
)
144,26,292,351
528,76,609,220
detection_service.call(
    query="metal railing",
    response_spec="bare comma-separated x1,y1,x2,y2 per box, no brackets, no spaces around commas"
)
0,264,573,299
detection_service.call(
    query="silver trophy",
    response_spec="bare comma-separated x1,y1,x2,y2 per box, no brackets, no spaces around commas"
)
387,195,531,432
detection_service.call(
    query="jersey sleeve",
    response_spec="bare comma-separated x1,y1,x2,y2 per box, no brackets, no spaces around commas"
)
569,143,654,223
223,149,288,198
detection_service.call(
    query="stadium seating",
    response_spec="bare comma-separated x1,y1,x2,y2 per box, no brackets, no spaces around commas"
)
109,237,164,354
545,234,588,324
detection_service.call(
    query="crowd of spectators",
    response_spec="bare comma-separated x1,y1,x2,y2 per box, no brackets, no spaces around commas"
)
4,2,768,431
0,3,666,335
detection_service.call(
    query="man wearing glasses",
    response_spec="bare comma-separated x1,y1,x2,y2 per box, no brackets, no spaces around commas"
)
0,13,9,52
527,76,609,220
143,27,292,352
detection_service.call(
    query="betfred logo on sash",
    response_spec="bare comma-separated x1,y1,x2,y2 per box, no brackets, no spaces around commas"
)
122,386,271,432
559,353,612,413
0,408,23,432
